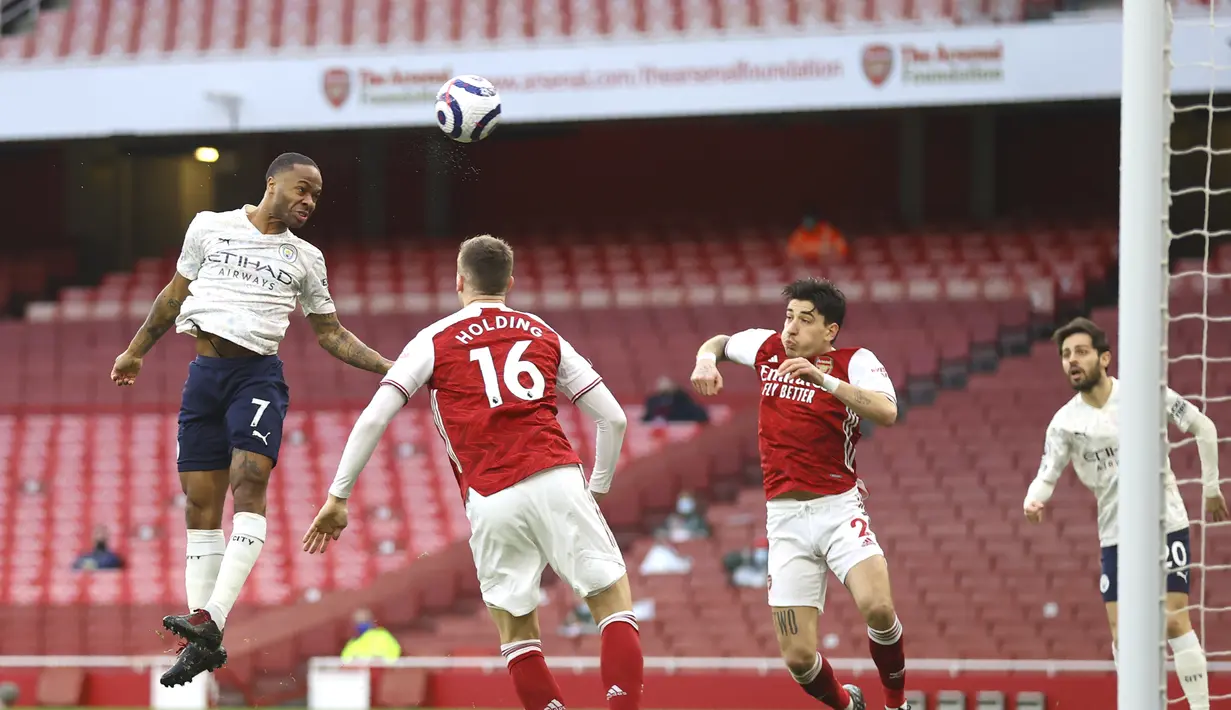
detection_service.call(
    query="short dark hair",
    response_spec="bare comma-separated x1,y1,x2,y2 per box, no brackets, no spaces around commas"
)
459,235,514,295
782,277,846,328
266,152,318,180
1052,317,1111,354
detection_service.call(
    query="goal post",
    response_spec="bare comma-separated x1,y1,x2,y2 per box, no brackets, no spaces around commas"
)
1117,0,1172,709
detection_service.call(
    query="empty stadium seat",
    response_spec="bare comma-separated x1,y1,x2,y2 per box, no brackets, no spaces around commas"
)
0,403,725,644
372,283,1231,661
0,0,1026,65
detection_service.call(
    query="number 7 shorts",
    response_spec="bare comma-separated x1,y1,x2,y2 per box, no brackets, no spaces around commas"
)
765,486,886,611
177,355,291,472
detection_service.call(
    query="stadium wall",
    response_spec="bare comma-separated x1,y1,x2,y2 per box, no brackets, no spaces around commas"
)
2,657,1229,708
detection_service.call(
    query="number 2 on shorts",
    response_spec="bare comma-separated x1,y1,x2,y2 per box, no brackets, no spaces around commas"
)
250,398,271,427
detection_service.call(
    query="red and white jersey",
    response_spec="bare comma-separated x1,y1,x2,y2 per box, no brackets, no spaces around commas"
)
725,328,897,499
382,302,604,500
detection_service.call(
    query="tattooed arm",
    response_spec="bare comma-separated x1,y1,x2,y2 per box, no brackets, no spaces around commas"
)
308,313,394,375
776,347,899,427
111,274,192,386
821,378,898,427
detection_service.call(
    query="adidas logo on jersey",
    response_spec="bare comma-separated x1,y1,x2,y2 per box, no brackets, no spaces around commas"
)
606,685,627,699
768,355,779,363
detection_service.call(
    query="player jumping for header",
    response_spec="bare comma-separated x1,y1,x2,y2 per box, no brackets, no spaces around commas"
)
109,153,394,688
1024,317,1225,710
302,235,644,710
690,278,907,710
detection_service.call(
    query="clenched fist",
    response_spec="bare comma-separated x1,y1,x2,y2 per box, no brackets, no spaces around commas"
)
691,357,724,397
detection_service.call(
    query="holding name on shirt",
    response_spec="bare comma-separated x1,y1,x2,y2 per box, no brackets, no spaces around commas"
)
453,313,548,345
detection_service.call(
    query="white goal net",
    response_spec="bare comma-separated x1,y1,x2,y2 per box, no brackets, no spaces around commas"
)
1168,5,1231,704
1121,0,1231,708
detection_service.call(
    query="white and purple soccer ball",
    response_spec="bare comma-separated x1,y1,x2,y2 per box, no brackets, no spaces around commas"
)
435,75,502,143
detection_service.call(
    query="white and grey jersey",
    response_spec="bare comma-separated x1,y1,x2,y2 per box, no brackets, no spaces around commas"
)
1032,377,1198,547
173,206,335,355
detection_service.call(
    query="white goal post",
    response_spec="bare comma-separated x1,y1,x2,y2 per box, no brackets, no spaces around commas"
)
1120,0,1231,708
1117,0,1171,709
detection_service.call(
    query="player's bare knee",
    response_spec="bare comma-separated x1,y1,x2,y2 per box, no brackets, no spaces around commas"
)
1167,610,1192,638
183,496,224,529
862,600,897,630
781,647,818,676
584,575,633,622
229,450,272,514
180,471,228,528
489,607,541,644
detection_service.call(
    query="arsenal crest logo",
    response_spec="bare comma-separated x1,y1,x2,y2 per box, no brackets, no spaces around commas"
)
816,356,834,374
861,44,893,87
323,68,351,109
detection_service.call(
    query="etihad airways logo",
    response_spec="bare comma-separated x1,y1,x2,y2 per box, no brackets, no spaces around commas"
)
204,251,296,291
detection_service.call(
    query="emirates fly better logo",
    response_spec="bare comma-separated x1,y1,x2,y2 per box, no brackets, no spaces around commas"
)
323,68,351,108
861,44,894,87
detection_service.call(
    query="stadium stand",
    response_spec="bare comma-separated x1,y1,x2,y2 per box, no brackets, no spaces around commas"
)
213,242,1221,691
8,226,1116,409
2,0,1224,64
0,406,725,610
0,0,1027,64
325,275,1231,669
0,224,1135,674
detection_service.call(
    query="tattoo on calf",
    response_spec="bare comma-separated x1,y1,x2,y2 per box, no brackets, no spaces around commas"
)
775,609,799,636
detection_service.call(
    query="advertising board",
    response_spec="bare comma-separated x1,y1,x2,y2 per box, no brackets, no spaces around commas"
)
0,19,1226,140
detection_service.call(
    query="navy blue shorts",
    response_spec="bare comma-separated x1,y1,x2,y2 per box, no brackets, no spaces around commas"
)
1099,528,1192,603
177,355,290,472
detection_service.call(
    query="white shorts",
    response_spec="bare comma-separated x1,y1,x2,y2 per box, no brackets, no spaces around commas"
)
765,486,886,611
465,464,627,617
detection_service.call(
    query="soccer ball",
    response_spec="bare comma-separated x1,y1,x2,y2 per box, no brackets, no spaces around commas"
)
435,75,502,143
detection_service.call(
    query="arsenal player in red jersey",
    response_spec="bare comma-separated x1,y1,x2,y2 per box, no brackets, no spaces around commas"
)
690,278,908,710
303,235,643,710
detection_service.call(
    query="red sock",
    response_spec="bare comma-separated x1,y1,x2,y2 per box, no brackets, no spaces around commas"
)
502,640,566,710
868,618,907,708
795,653,851,709
598,611,643,710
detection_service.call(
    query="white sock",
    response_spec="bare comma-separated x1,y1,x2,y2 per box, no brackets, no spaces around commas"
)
185,529,226,611
789,652,824,684
1170,631,1210,710
868,615,903,645
202,512,266,631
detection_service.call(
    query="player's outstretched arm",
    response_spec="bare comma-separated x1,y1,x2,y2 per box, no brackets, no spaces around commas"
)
697,334,732,362
573,383,628,502
693,329,775,396
111,273,192,386
1023,423,1070,523
303,385,406,553
307,313,395,375
691,335,732,396
1167,391,1228,521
